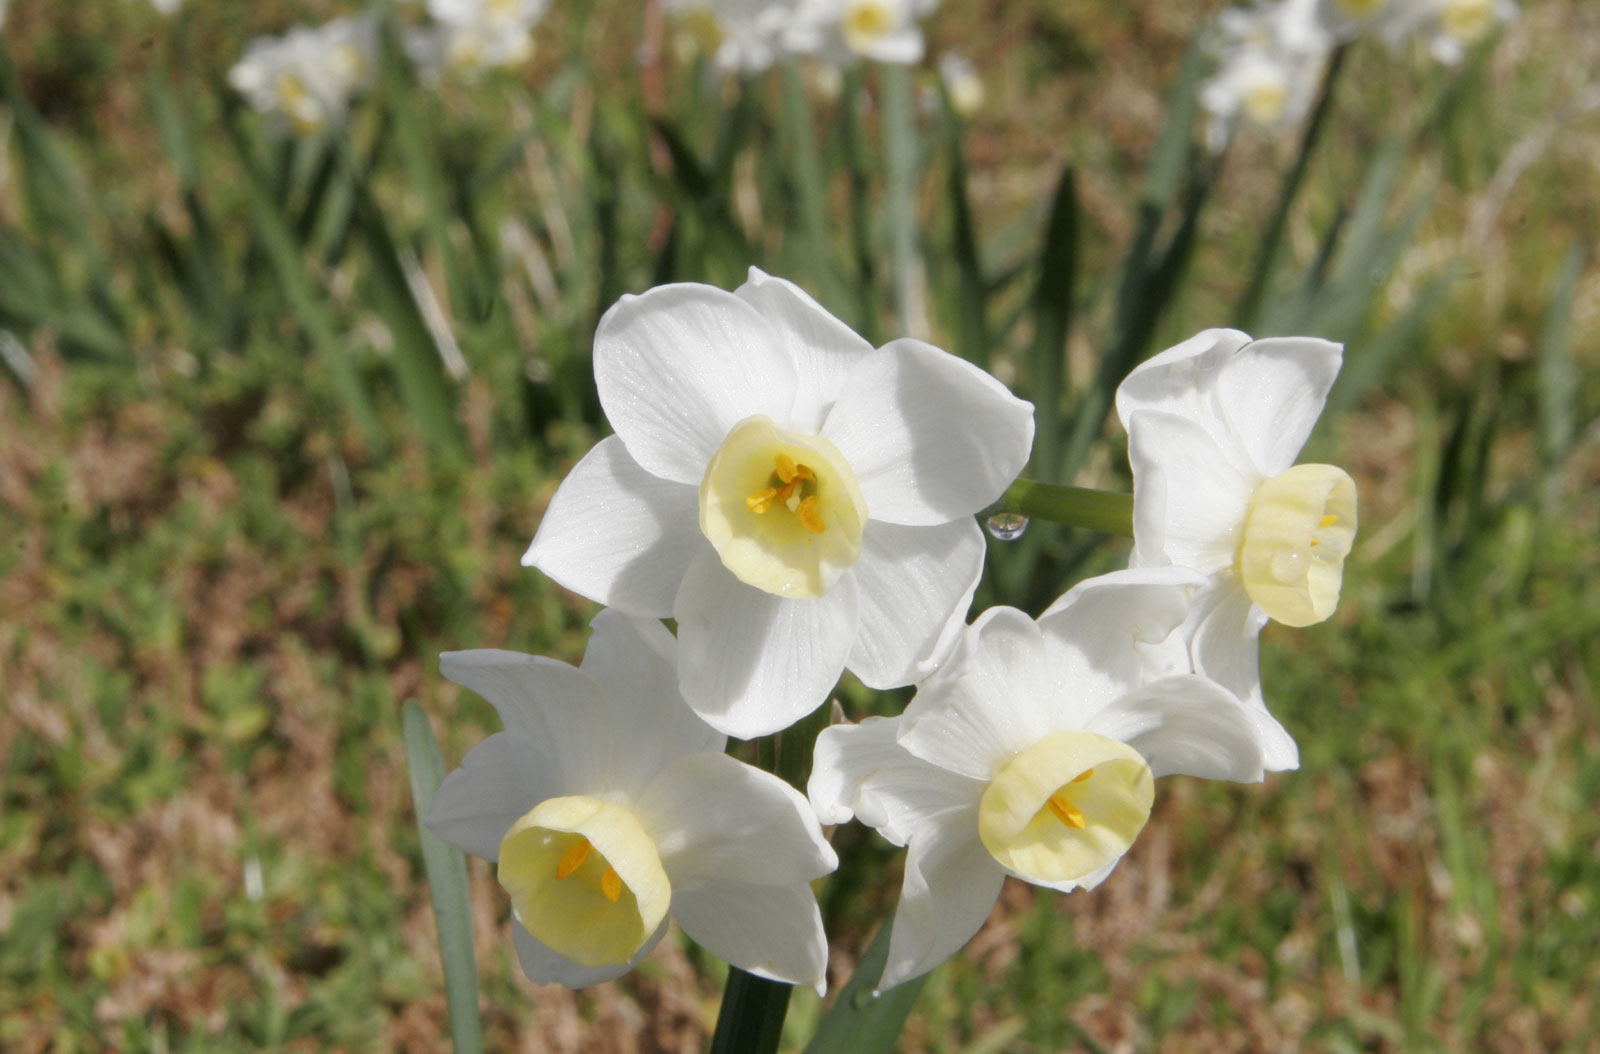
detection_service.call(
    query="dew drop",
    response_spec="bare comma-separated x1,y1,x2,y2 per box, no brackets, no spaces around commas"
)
985,512,1029,541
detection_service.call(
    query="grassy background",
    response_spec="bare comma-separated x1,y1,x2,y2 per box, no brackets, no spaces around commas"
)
1,0,1597,1051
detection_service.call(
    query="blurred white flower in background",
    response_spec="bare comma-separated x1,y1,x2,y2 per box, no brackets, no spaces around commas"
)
1201,0,1331,150
787,0,939,66
664,0,808,73
1380,0,1518,64
418,0,547,73
427,610,837,990
810,571,1269,990
938,53,984,116
228,16,378,136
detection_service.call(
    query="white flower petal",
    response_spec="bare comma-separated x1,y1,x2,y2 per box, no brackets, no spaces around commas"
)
425,732,556,861
879,807,1004,992
1214,336,1342,477
809,717,987,846
512,915,669,989
1189,583,1299,771
673,548,860,738
640,752,836,888
572,610,725,798
1115,328,1253,429
672,880,830,994
439,650,616,792
1126,410,1259,574
1036,566,1203,725
1084,674,1266,782
594,283,797,484
897,607,1055,781
735,268,874,433
821,339,1034,526
847,519,984,690
522,435,703,617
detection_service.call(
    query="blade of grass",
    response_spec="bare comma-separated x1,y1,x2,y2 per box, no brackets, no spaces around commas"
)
222,111,384,450
880,64,920,337
941,100,988,369
402,701,484,1054
1233,45,1348,331
780,61,851,315
1537,241,1585,514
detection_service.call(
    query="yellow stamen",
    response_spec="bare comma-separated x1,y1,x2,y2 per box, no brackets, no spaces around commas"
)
1046,793,1086,830
775,453,799,484
797,495,825,534
600,867,622,904
555,838,591,880
1319,514,1340,527
1071,768,1094,783
746,487,778,514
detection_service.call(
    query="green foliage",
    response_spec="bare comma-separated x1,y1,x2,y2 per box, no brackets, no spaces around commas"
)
0,1,1595,1051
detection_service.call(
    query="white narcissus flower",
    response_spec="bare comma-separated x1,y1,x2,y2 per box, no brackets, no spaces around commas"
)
787,0,940,66
425,0,547,71
228,17,378,137
808,569,1268,991
1116,329,1357,772
524,268,1034,739
1201,0,1331,152
1376,0,1517,64
665,0,808,73
426,610,836,991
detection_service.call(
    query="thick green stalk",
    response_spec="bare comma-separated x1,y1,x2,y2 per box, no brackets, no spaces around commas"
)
995,480,1134,538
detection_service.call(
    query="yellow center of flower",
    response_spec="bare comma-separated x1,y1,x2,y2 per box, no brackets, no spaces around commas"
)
844,1,895,51
497,796,670,968
700,415,868,599
1236,463,1358,628
275,73,325,135
978,731,1154,886
1440,0,1495,42
1242,74,1289,126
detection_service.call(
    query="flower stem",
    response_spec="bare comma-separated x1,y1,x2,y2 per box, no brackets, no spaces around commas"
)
709,968,792,1054
994,479,1134,538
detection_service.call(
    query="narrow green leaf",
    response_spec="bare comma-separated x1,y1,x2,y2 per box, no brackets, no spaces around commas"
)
1233,45,1348,331
402,701,484,1054
803,915,929,1054
221,111,384,449
1142,31,1207,214
880,64,919,336
1027,167,1079,487
1325,265,1458,421
1537,241,1585,513
942,103,988,369
779,61,851,316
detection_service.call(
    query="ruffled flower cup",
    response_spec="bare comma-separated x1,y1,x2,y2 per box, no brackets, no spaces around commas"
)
525,268,1034,738
809,568,1268,991
426,610,837,990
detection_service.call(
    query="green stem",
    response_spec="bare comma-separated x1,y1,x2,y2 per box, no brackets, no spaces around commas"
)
994,480,1134,538
709,969,792,1054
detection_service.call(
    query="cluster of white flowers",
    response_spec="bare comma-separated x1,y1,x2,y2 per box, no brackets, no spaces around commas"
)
405,0,549,81
428,269,1358,991
665,0,940,73
1202,0,1518,147
228,17,379,137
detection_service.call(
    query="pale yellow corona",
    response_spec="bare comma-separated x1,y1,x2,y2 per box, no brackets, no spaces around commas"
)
700,415,867,598
497,796,670,968
1440,0,1495,43
1236,463,1357,628
1242,76,1289,126
978,731,1154,885
844,1,895,53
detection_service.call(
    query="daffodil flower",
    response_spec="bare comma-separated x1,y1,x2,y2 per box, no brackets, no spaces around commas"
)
228,17,377,137
808,568,1267,991
525,269,1034,738
426,610,837,990
1116,329,1357,772
786,0,940,65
